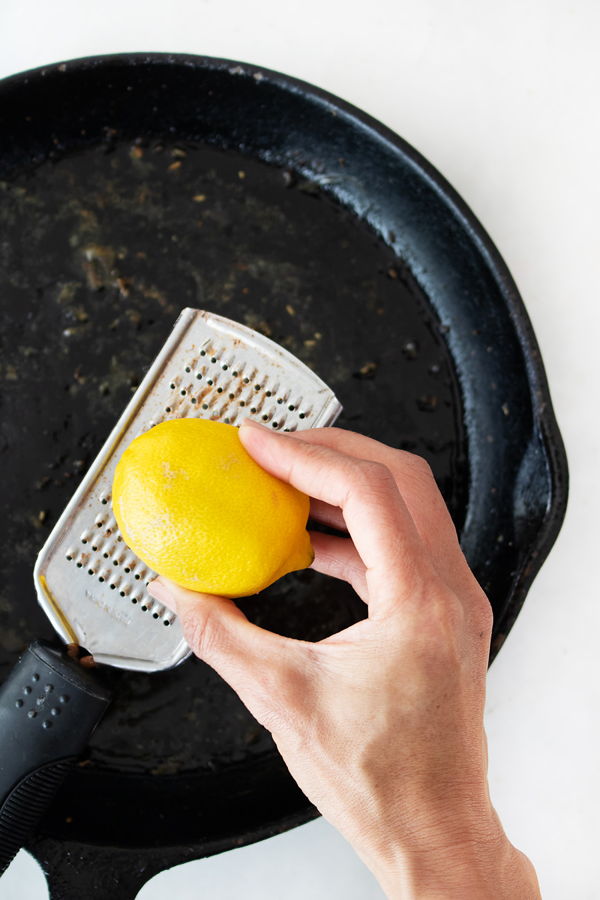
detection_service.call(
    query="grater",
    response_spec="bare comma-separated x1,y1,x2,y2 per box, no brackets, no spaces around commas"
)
34,307,342,672
0,308,342,875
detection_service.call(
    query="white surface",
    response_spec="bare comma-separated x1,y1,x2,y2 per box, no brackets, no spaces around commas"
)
0,1,599,897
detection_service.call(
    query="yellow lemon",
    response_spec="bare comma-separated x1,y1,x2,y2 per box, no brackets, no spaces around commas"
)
112,418,313,598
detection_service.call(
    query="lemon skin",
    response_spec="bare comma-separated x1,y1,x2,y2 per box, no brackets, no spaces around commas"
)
112,418,313,598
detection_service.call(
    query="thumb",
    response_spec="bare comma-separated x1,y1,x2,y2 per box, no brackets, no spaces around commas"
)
147,577,301,731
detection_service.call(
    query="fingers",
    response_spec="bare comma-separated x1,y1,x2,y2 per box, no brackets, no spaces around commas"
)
282,426,466,587
309,531,368,601
147,577,305,732
240,421,429,614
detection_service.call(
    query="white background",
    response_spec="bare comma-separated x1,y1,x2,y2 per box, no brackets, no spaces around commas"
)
0,1,598,897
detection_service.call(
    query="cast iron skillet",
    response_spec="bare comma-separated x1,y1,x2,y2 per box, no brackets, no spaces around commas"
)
0,53,567,898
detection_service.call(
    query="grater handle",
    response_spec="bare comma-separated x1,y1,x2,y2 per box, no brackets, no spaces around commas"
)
0,641,112,877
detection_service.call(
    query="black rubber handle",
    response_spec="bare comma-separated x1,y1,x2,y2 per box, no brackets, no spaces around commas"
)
0,642,112,876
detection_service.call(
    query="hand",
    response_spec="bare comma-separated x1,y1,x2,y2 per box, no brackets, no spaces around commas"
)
148,423,540,899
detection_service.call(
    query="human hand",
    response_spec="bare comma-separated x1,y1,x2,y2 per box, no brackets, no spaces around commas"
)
148,423,540,899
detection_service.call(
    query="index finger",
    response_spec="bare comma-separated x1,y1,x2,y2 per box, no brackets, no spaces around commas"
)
239,421,431,613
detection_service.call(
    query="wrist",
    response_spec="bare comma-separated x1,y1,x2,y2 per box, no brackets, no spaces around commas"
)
374,835,539,899
359,807,540,899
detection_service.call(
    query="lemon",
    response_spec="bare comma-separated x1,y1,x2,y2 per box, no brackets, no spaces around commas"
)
111,418,313,598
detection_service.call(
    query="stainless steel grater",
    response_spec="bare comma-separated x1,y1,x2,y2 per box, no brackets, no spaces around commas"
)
33,309,343,673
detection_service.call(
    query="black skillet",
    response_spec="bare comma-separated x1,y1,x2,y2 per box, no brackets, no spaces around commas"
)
0,53,567,898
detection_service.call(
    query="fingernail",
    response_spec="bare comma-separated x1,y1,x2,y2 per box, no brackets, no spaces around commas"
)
240,418,268,431
240,418,292,437
147,577,175,611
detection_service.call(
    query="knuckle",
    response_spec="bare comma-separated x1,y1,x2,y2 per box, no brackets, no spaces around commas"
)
392,448,434,480
179,602,221,660
288,440,330,484
432,589,465,634
415,582,466,650
404,451,435,482
413,453,434,477
358,459,395,491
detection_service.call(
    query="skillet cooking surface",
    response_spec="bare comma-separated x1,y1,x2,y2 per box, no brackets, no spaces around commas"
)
0,54,566,881
0,138,466,778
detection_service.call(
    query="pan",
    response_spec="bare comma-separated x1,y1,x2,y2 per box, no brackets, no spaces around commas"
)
0,53,568,899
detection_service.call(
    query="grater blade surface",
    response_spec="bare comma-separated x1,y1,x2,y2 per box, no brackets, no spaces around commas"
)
33,309,342,672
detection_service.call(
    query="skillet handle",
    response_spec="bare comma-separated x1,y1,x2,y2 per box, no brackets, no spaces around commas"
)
0,641,111,877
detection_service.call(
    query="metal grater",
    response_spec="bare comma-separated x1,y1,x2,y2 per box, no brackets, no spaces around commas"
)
33,309,343,673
